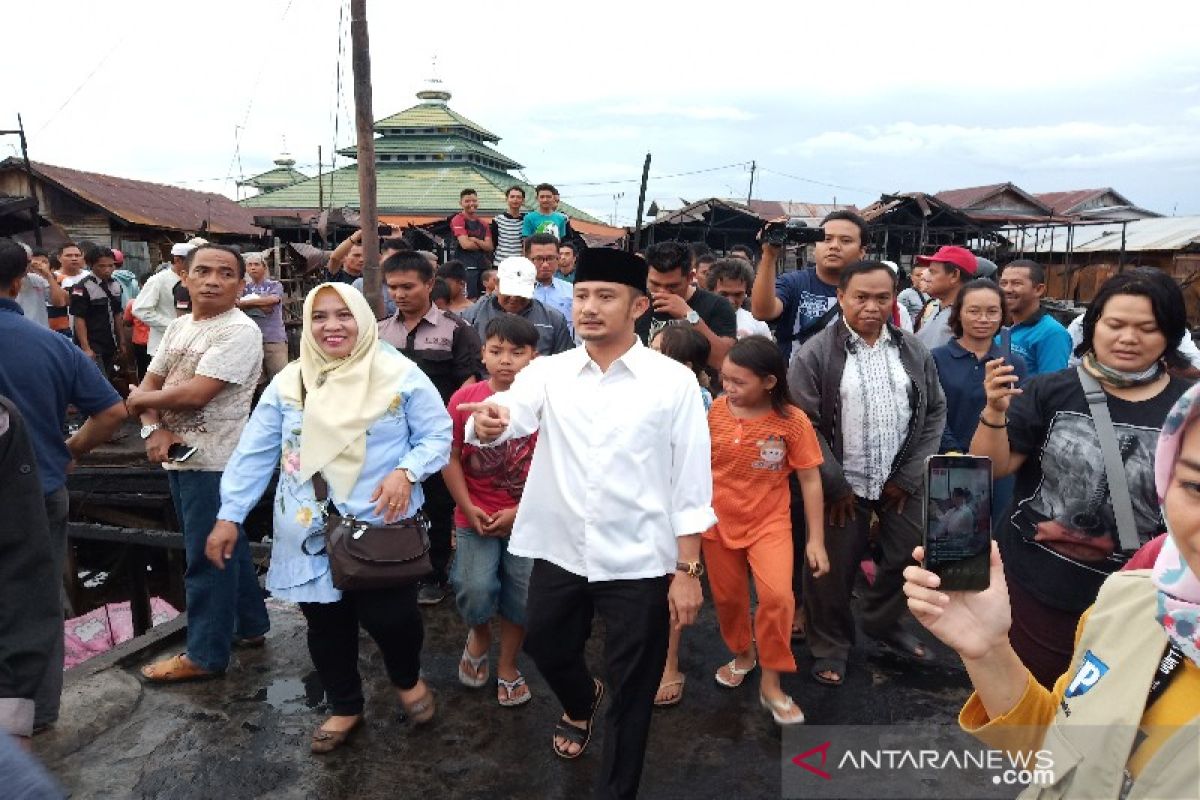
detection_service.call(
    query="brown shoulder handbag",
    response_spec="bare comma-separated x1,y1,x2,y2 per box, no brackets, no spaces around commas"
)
302,472,433,590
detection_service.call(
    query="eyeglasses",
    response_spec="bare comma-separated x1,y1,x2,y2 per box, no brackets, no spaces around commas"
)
530,256,558,264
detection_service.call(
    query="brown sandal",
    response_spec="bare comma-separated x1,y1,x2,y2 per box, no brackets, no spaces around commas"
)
400,684,436,725
310,716,362,754
140,654,219,684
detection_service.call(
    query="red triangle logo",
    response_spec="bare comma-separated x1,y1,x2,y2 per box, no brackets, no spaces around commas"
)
792,740,833,780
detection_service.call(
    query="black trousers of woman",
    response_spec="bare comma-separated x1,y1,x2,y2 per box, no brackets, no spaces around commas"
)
299,582,423,716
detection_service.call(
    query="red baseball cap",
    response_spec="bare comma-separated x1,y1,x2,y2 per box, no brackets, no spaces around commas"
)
916,245,977,275
112,248,124,265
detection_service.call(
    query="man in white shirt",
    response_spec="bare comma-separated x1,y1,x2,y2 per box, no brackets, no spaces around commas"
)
133,242,194,356
462,247,714,799
706,257,773,339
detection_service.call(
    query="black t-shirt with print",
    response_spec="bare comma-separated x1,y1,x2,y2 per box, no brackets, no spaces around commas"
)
999,368,1191,613
635,287,737,346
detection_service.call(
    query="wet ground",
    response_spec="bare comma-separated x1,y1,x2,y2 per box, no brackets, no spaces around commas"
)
35,590,976,800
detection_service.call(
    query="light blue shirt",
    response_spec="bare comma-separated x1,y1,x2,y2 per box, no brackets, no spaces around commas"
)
533,277,575,334
217,347,452,603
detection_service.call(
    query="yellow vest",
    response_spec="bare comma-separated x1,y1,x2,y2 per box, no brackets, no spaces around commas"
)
1022,571,1199,800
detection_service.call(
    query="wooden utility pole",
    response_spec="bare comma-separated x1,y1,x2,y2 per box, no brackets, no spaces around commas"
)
0,115,41,246
317,145,324,211
746,160,756,207
350,0,382,318
631,152,651,253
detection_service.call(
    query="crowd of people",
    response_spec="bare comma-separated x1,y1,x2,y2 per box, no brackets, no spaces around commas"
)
0,195,1197,799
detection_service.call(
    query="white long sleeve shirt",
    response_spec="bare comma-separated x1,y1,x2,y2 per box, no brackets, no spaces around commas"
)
466,338,717,582
132,268,181,355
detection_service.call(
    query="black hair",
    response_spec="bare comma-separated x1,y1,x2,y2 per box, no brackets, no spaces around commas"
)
558,240,578,256
505,185,526,198
837,259,894,291
56,241,81,257
382,250,434,282
186,243,246,277
726,335,793,416
951,487,972,500
948,279,1008,339
30,247,48,259
695,253,717,267
430,278,452,305
689,242,713,261
76,240,100,260
534,183,557,195
437,260,467,282
820,210,870,246
85,246,116,267
481,268,497,286
645,241,692,276
728,244,755,262
484,313,540,349
651,323,710,387
1076,267,1188,369
1001,258,1046,286
706,258,754,292
460,188,477,198
0,239,28,285
524,233,561,251
381,237,410,254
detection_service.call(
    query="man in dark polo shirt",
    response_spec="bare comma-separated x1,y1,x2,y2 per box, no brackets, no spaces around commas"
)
635,241,736,370
70,246,128,383
379,250,483,604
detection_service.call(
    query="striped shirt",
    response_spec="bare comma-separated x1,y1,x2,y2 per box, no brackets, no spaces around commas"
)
838,321,912,500
491,212,525,262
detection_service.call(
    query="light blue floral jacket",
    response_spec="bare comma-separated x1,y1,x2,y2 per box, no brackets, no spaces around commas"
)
217,355,452,603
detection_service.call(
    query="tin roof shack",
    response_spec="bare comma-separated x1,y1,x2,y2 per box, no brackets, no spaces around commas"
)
858,192,1005,271
0,158,263,278
639,197,767,254
1033,188,1161,222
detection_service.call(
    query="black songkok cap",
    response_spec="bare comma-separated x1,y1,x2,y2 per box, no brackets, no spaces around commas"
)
574,248,647,294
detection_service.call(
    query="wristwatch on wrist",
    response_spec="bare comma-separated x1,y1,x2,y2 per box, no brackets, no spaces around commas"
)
675,560,705,579
685,309,700,324
139,423,161,439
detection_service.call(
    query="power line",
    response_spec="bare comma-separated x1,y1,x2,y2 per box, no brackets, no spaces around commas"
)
554,161,752,188
757,166,874,195
34,33,130,137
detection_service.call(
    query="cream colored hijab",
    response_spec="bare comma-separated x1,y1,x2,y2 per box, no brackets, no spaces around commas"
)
277,283,411,498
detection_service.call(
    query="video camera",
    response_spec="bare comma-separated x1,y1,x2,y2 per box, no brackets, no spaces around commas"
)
761,218,824,247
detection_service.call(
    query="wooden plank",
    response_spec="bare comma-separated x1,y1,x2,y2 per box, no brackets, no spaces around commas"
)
69,522,272,558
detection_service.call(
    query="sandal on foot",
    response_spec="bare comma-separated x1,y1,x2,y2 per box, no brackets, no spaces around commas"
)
140,654,220,684
654,675,686,707
872,629,935,663
552,679,604,759
497,673,531,707
400,685,436,725
310,716,362,754
811,658,845,687
233,635,266,649
714,658,757,689
760,694,806,726
458,638,489,688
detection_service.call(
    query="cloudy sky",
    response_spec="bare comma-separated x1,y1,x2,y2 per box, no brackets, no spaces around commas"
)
4,0,1200,224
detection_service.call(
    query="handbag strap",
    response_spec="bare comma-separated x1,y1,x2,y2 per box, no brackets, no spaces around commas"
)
1076,366,1140,552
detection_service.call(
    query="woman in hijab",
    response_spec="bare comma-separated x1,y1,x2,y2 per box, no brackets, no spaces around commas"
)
206,283,452,753
903,381,1200,798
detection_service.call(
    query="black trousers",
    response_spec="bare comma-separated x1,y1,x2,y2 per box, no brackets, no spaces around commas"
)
523,559,669,800
299,583,423,716
421,471,454,585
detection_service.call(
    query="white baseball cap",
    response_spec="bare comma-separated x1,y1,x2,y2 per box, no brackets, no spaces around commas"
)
170,242,195,258
497,256,536,299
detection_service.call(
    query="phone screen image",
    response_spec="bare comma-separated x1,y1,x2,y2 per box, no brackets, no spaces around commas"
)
924,455,992,591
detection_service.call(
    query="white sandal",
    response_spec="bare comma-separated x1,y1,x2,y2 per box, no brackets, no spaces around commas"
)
760,693,805,726
458,637,489,688
714,658,757,689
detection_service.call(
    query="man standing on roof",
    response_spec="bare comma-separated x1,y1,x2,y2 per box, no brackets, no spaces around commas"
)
451,188,494,299
490,185,527,263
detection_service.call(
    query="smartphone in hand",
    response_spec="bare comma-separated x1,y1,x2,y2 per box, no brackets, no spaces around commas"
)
167,442,198,463
923,454,992,591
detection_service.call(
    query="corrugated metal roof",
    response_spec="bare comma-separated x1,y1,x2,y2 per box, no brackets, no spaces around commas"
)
4,159,260,235
1034,189,1111,215
1073,216,1200,252
337,135,521,170
373,102,500,142
238,166,308,190
239,162,601,223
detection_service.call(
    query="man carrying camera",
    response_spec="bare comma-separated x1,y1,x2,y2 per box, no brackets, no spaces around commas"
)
750,210,870,363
